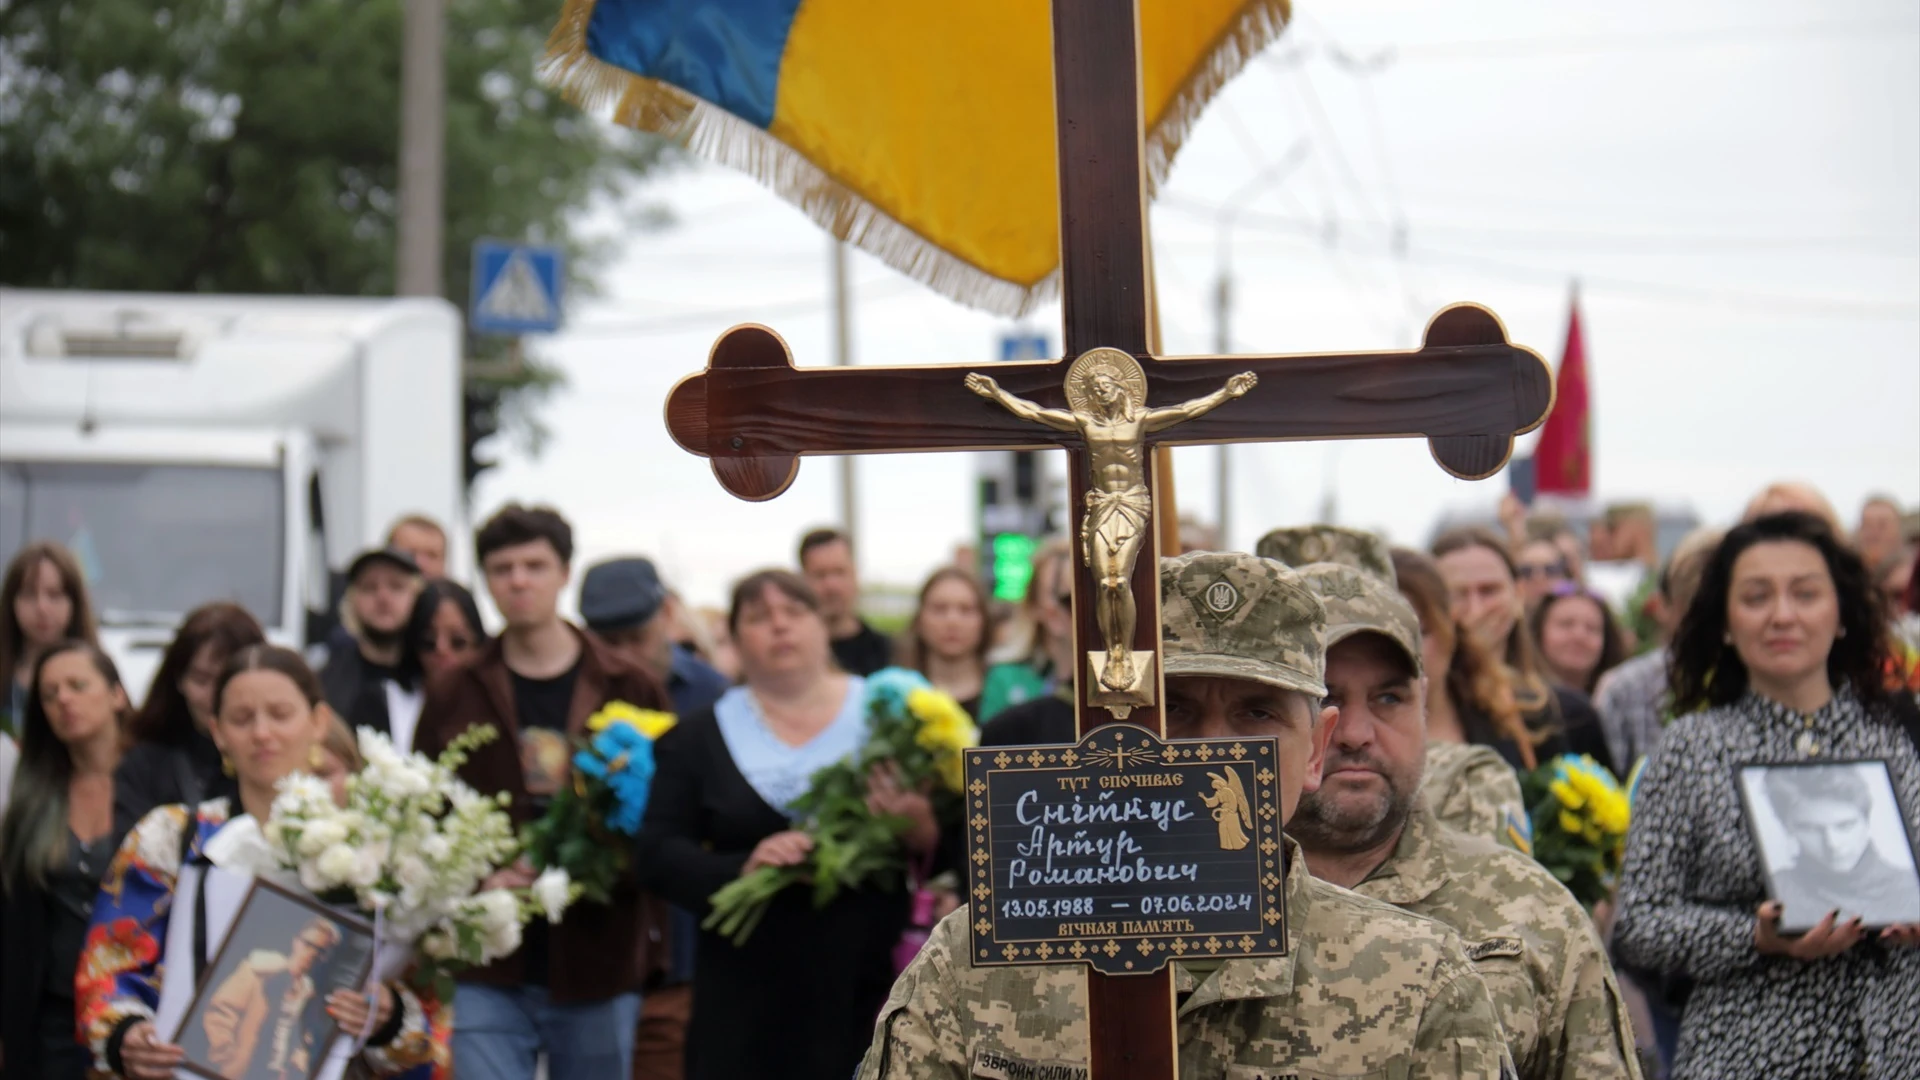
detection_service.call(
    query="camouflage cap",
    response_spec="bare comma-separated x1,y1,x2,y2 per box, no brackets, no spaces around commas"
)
1255,525,1396,584
1295,562,1423,677
1160,552,1327,697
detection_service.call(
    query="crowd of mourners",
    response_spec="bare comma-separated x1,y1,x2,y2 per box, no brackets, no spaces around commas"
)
1,480,1916,1079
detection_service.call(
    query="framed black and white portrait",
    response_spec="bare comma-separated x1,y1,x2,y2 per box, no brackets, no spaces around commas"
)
1737,759,1920,934
168,877,375,1080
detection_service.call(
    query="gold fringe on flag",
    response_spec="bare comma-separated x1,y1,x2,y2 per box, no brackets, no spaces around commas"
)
542,0,1292,317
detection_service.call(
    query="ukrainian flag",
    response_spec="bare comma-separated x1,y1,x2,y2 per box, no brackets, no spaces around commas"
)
545,0,1290,314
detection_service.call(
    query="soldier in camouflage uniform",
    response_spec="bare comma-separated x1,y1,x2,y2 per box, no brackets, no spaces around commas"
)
1287,555,1642,1080
1259,525,1530,850
858,552,1517,1080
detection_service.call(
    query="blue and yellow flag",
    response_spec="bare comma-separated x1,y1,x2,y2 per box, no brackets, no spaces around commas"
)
545,1,1290,314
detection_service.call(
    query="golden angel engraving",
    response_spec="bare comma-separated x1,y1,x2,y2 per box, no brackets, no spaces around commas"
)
965,349,1256,703
1200,768,1253,851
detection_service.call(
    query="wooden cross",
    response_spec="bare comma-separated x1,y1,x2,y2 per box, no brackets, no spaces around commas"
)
664,0,1550,1074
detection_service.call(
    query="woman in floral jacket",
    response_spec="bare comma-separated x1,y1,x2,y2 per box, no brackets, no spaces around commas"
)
76,645,443,1079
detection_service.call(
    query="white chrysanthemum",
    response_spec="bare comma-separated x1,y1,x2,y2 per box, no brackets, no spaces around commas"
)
420,926,458,961
532,867,572,925
316,844,358,887
394,854,434,895
295,818,348,859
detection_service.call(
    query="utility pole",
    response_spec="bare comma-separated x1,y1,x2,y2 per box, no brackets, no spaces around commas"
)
831,239,858,541
397,0,446,297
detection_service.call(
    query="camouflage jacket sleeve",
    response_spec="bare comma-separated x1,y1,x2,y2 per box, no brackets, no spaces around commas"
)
857,918,971,1080
1423,742,1531,853
1412,963,1522,1080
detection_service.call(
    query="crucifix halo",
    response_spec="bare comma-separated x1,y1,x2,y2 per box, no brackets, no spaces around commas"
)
1065,347,1149,415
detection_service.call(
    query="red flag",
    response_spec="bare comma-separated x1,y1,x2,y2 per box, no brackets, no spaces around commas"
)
1535,288,1591,495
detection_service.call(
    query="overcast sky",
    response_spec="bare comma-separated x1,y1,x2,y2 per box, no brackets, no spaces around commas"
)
471,0,1920,611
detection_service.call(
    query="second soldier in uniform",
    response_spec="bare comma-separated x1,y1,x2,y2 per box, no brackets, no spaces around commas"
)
1282,535,1642,1079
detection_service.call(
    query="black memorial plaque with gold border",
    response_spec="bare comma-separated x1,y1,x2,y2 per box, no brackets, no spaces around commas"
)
962,724,1287,976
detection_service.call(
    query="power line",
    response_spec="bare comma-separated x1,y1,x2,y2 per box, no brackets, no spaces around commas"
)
1281,18,1920,67
565,278,918,338
1155,196,1919,258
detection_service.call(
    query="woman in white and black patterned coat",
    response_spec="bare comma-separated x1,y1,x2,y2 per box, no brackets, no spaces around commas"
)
1615,511,1920,1078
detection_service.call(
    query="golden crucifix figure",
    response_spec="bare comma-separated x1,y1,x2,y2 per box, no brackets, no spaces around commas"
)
966,349,1256,709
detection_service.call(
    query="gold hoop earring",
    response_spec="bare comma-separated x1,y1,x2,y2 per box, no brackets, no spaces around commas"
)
308,745,325,770
222,756,235,778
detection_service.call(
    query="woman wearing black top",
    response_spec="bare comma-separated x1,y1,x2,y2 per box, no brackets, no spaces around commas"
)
638,570,936,1080
111,602,262,836
345,578,484,748
0,641,131,1079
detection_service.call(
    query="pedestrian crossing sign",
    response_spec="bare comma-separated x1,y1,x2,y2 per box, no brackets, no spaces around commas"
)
469,239,564,334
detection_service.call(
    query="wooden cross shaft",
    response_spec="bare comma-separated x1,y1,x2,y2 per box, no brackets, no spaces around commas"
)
662,1,1550,1076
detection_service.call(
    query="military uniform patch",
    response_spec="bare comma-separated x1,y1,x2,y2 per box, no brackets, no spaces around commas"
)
1206,579,1241,613
1464,935,1525,962
971,1047,1088,1080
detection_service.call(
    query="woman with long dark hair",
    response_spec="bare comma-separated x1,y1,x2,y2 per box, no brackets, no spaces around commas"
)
0,641,130,1079
111,602,264,836
900,568,990,718
1,542,98,736
1431,527,1617,776
1394,547,1537,769
346,578,484,749
1614,511,1920,1078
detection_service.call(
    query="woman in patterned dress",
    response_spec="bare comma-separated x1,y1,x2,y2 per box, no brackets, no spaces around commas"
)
1614,511,1920,1077
75,645,443,1079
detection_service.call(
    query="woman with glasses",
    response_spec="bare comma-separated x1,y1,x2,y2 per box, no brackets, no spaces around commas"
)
345,578,484,750
1514,537,1574,610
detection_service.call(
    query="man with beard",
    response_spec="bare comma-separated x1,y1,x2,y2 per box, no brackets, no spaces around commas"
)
1258,525,1529,850
320,547,423,716
1287,552,1642,1080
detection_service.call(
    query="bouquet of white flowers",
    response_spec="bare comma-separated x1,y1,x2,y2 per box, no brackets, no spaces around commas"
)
241,725,575,994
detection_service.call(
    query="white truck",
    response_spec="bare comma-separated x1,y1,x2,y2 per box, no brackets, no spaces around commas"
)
0,290,465,702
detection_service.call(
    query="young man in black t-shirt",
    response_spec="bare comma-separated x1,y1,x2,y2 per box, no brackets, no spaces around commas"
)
414,504,669,1080
797,527,893,675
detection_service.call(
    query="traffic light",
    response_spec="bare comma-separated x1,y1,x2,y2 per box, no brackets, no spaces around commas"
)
988,532,1039,601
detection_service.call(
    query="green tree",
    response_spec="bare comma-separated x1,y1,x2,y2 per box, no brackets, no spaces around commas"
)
0,0,670,490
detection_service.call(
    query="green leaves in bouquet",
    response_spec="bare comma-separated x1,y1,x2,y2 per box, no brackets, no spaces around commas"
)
522,772,627,906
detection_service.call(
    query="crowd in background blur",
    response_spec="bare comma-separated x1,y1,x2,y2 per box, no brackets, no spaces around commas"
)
2,480,1917,1079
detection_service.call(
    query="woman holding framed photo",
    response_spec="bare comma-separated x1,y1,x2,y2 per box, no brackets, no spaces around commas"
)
1614,511,1920,1079
75,645,441,1080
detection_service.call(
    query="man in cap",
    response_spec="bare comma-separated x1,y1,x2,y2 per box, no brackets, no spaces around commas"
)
1286,548,1642,1080
320,546,423,715
578,556,728,1080
580,557,729,722
858,552,1516,1079
1260,525,1528,850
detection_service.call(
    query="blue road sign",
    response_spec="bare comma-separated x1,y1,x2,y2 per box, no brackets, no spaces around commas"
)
470,240,564,335
998,331,1051,362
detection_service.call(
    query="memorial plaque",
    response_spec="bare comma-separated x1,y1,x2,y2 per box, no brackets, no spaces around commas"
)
963,724,1286,976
